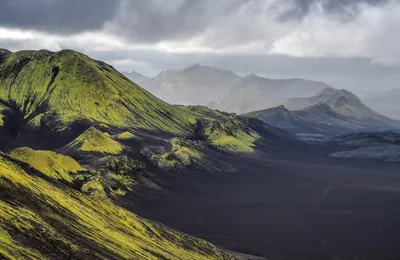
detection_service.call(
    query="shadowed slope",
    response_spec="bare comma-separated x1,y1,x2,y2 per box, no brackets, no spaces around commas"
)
0,153,235,259
66,126,123,154
0,49,195,135
9,147,85,183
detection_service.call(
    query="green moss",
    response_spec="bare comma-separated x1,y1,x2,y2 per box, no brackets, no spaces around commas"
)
0,153,235,259
200,116,259,153
67,126,123,154
97,156,145,198
170,138,202,166
27,113,44,128
0,49,198,135
81,177,108,200
9,147,86,183
117,131,135,140
153,138,203,169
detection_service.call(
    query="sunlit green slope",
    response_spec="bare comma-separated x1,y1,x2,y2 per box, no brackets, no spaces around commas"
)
0,152,235,260
0,49,262,155
0,49,195,134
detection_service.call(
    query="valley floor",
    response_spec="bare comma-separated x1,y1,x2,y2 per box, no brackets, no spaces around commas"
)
134,148,400,260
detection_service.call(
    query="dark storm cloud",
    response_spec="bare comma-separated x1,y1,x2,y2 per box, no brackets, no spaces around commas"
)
0,0,394,42
108,0,245,43
106,0,396,43
0,0,119,34
278,0,391,21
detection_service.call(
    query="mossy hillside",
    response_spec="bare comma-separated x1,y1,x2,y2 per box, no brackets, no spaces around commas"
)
117,131,135,140
66,126,123,154
97,156,146,198
200,115,260,153
177,105,229,120
0,49,196,134
9,147,85,183
153,138,203,169
0,103,6,126
0,153,235,259
178,105,260,153
81,177,108,200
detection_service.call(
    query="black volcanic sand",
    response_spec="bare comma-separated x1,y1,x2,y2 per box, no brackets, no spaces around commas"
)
133,146,400,260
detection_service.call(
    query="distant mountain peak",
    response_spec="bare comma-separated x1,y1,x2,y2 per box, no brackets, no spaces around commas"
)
186,63,201,69
302,103,332,111
244,73,260,78
122,70,150,85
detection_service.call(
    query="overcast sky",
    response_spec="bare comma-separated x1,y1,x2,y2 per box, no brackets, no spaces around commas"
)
1,0,400,93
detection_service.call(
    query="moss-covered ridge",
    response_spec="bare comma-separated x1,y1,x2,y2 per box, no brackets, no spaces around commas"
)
0,49,261,154
66,126,123,154
0,152,235,259
199,115,260,153
9,147,85,183
0,49,195,134
151,137,204,169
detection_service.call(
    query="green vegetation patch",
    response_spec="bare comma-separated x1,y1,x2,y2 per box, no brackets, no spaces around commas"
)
0,49,198,135
9,147,85,183
98,156,145,198
153,137,203,169
0,153,234,259
200,115,259,153
117,131,135,140
67,126,123,154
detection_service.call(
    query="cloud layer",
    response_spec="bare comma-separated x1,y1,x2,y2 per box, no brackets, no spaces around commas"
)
1,0,400,92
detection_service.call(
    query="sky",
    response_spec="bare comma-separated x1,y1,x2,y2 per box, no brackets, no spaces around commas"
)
1,0,400,93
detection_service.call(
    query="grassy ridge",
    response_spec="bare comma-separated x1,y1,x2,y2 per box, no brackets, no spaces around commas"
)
0,49,260,154
0,49,196,134
9,147,85,183
66,126,123,154
0,153,235,259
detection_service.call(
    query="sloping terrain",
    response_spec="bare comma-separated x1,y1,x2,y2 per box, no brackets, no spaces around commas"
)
0,152,235,259
9,147,85,183
359,89,400,120
214,74,330,113
328,131,400,162
65,126,123,155
0,49,196,137
122,70,150,85
0,49,287,260
134,65,328,113
282,88,397,123
142,64,240,106
246,88,400,135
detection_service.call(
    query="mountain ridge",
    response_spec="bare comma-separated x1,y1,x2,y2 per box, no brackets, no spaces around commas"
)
124,65,330,113
245,88,400,135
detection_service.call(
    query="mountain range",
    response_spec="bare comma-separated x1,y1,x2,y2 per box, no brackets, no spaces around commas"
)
245,88,400,135
1,48,287,259
2,47,400,260
123,64,330,113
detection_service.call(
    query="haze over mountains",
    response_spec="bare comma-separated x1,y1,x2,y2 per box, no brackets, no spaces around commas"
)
1,48,275,259
122,64,400,136
1,47,400,260
359,89,400,120
246,88,400,135
123,64,331,114
123,64,400,122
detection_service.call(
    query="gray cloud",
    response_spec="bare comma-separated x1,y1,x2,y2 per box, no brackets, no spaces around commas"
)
85,48,400,91
2,0,400,94
0,0,119,34
278,0,391,21
106,0,246,43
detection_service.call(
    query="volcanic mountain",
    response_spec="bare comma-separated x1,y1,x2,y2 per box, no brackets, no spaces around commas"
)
245,88,400,135
129,65,329,113
1,48,288,259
